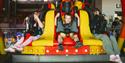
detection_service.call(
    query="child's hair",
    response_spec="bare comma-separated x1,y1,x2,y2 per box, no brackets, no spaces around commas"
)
64,13,72,18
34,8,42,13
93,8,102,14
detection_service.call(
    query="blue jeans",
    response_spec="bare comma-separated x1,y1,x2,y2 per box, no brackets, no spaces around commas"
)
94,34,120,55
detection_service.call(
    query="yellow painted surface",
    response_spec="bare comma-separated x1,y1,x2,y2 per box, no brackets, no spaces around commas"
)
74,1,82,10
32,10,54,46
79,10,105,54
84,39,103,46
80,10,103,45
118,38,125,51
51,3,55,9
32,39,54,46
0,37,6,54
80,10,94,39
22,46,45,55
90,46,105,55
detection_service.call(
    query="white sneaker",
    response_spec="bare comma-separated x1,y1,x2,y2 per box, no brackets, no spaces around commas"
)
115,55,123,63
4,47,15,52
110,55,117,62
15,47,23,51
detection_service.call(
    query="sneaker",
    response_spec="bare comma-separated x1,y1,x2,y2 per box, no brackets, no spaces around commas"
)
110,55,117,62
75,41,83,48
115,55,123,63
13,45,23,51
4,47,15,52
58,44,64,51
15,47,23,51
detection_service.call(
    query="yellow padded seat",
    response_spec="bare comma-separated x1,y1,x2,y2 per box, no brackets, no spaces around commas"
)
0,37,6,54
79,10,103,46
51,3,55,9
32,10,55,46
84,39,103,46
74,1,83,10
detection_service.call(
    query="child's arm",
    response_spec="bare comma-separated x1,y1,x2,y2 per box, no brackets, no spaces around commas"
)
34,13,44,29
24,17,30,32
55,13,60,26
75,13,80,27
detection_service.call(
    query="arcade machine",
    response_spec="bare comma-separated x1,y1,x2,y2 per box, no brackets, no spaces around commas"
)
1,0,124,63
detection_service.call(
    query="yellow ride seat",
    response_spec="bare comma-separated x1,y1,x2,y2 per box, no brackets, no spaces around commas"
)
0,37,6,54
74,1,83,10
79,10,103,46
32,10,55,46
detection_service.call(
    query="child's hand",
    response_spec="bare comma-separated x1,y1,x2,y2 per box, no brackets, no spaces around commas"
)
25,17,29,21
75,13,79,17
56,13,60,18
34,14,39,21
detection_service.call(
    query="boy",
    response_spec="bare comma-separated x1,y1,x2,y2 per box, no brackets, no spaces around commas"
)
55,13,83,51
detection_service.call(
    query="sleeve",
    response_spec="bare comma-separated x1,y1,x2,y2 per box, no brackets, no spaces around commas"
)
26,15,35,35
39,12,43,21
56,17,64,33
99,18,107,33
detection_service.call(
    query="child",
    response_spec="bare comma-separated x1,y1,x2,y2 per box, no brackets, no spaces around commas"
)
90,9,122,63
55,13,83,51
5,10,44,52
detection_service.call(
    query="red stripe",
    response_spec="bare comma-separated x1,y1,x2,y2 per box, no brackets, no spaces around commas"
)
120,0,125,38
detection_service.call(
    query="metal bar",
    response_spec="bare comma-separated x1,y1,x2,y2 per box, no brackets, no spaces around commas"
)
0,28,25,29
12,55,109,63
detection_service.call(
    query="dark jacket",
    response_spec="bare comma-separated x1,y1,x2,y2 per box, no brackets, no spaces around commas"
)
27,13,43,36
90,15,107,34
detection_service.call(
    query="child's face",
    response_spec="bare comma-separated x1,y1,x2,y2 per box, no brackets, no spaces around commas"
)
94,11,99,15
64,15,72,24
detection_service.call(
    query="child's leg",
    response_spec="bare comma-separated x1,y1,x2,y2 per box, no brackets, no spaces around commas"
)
58,33,66,50
70,33,79,42
14,35,40,51
109,35,120,54
58,33,66,44
14,37,24,47
20,36,33,48
70,33,83,48
12,36,33,51
20,35,40,47
32,35,41,41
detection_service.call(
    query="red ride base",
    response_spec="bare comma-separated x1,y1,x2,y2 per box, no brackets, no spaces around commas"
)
45,46,89,55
